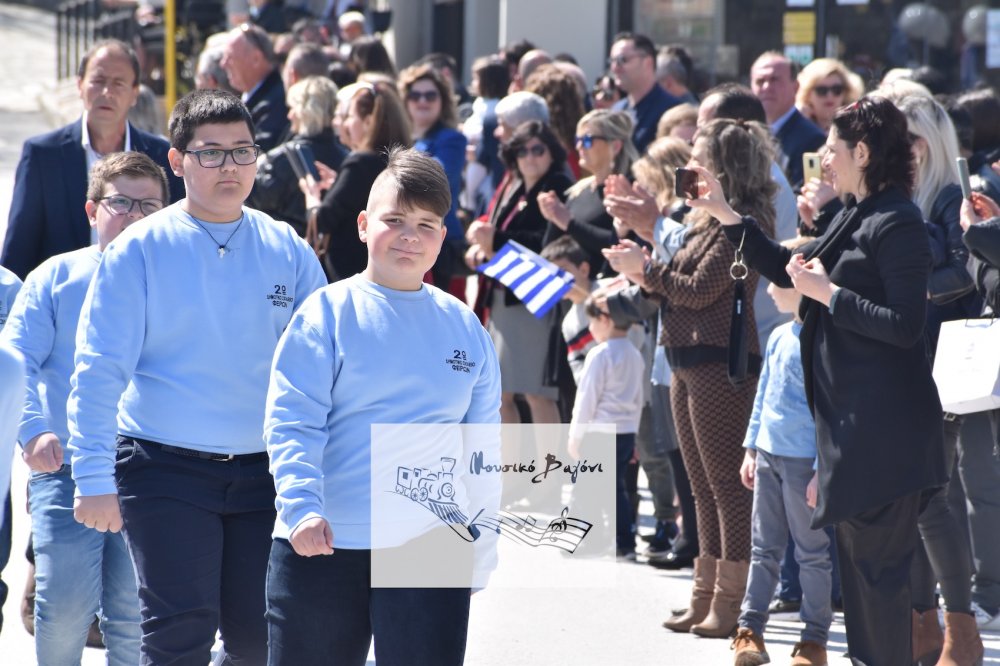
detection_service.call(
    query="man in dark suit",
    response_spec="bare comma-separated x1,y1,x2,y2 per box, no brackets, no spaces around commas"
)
0,39,183,281
609,32,681,154
750,52,826,189
221,23,289,153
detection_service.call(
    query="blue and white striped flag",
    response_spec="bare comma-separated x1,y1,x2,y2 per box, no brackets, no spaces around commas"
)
477,241,573,318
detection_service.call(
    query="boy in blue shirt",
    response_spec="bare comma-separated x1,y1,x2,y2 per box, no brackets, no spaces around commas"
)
730,258,832,666
0,266,23,636
2,151,167,664
264,147,501,666
68,90,325,665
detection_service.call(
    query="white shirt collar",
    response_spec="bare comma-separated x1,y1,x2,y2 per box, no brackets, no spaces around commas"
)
81,111,132,158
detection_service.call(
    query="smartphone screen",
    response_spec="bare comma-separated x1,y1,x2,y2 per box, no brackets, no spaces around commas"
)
957,157,972,200
674,167,699,199
295,143,322,181
802,152,821,183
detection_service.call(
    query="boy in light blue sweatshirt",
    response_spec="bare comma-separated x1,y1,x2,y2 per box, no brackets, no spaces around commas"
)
264,147,501,666
0,265,23,634
67,90,326,665
2,151,167,665
730,268,833,666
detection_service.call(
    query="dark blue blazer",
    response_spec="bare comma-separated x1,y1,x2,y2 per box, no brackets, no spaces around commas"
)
0,118,184,279
245,69,289,153
776,108,826,189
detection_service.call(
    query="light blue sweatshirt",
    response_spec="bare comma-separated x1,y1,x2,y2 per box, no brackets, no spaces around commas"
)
0,343,25,528
742,320,817,459
1,247,100,446
265,274,502,551
68,204,326,496
0,265,22,330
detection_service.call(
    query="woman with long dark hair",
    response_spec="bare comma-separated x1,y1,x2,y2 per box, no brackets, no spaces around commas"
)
691,96,948,666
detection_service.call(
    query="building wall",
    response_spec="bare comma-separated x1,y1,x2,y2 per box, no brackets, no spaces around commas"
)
498,0,607,83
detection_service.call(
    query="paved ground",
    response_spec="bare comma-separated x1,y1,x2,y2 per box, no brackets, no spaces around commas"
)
2,4,1000,665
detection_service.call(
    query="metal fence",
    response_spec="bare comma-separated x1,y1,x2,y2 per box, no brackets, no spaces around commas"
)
56,0,136,79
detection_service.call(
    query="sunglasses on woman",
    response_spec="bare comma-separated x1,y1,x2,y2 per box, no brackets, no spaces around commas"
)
814,84,845,97
516,144,547,159
575,134,608,149
407,89,440,103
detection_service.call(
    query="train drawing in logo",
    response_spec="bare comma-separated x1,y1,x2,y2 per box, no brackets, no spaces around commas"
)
395,456,458,505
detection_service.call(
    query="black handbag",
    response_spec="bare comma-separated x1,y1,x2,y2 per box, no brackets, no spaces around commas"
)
727,231,750,385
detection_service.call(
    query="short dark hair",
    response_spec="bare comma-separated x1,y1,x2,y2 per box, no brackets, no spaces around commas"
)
472,56,510,99
349,36,396,77
613,32,656,60
501,39,536,69
369,146,450,218
540,235,587,267
87,151,169,203
168,89,255,150
501,120,567,174
956,88,1000,153
415,52,457,75
703,83,767,124
328,61,358,88
832,96,914,198
286,43,330,79
584,295,628,330
942,97,974,154
78,39,140,85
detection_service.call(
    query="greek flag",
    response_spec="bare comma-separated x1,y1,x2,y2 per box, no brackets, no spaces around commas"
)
477,241,573,318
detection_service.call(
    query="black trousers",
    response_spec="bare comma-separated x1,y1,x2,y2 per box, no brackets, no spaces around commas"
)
115,437,275,666
835,492,922,666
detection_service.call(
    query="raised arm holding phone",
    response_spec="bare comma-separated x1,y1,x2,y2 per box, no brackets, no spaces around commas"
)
697,96,947,666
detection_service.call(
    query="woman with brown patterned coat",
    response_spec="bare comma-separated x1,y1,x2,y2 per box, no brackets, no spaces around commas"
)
604,118,776,639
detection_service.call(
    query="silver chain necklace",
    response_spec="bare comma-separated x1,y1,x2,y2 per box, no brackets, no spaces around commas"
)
187,212,246,258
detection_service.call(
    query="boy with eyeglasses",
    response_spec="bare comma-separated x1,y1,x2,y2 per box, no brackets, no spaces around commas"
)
1,151,168,665
68,89,325,665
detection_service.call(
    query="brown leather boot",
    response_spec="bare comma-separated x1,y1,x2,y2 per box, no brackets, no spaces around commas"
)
691,559,749,638
791,640,828,665
663,555,716,633
936,611,984,666
914,609,944,666
731,627,768,665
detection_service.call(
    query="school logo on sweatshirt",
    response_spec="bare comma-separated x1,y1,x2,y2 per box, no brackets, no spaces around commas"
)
267,284,293,308
446,349,476,374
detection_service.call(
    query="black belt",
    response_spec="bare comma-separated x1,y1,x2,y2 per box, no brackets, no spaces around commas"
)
157,443,268,463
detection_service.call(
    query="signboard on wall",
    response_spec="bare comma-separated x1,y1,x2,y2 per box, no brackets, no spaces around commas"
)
783,11,815,46
988,10,1000,69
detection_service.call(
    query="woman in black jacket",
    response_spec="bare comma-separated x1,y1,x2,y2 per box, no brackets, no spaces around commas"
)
301,80,411,281
688,96,947,666
249,76,347,238
892,92,984,665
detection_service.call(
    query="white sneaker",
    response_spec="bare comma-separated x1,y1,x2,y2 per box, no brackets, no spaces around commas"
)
971,601,1000,632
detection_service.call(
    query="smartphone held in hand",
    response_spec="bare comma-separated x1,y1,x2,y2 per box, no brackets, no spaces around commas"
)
957,157,973,200
803,152,821,183
675,167,699,199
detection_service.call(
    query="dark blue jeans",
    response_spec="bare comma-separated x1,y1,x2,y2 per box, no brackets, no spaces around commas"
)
266,538,471,666
115,437,274,666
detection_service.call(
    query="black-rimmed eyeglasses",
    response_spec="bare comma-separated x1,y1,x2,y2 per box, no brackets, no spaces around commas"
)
98,195,164,216
183,145,261,168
